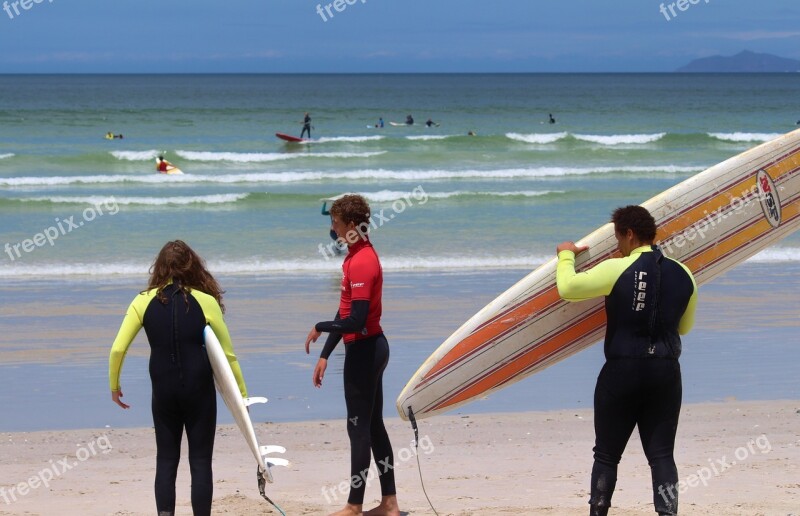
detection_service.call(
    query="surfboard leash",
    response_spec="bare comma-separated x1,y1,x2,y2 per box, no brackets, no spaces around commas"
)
257,468,287,516
408,408,440,516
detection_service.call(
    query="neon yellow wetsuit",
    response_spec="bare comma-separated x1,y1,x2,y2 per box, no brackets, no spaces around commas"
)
108,283,246,515
109,285,246,397
557,245,697,357
557,244,697,515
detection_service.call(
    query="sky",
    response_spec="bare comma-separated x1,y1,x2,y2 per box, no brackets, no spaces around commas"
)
0,0,798,73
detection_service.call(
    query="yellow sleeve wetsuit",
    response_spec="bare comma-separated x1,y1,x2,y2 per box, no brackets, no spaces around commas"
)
108,285,247,398
557,245,697,359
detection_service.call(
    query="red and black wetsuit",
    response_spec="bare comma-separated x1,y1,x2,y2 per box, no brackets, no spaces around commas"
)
316,239,396,505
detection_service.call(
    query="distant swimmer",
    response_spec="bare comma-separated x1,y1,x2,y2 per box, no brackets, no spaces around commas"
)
425,118,439,128
378,117,384,128
467,130,477,136
301,112,312,139
405,114,414,125
156,156,176,174
548,113,556,124
105,132,124,139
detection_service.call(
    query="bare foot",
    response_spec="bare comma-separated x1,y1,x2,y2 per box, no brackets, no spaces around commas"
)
363,495,401,516
328,504,362,516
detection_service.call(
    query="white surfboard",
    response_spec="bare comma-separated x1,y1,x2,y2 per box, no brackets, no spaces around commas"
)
203,326,289,481
397,128,800,421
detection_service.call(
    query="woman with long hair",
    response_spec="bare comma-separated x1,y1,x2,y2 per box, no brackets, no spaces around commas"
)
109,240,247,516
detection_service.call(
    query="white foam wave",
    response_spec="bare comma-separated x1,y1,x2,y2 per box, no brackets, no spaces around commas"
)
406,135,453,141
506,132,568,144
175,150,385,162
313,136,385,143
0,255,552,278
573,133,666,145
0,165,703,187
708,132,782,143
0,153,14,160
357,190,563,202
19,194,249,206
746,247,800,263
111,150,160,161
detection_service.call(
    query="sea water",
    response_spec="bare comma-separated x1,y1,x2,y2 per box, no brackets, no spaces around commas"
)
1,74,798,430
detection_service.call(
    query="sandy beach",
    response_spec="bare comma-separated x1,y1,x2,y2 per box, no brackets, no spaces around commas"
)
1,399,798,515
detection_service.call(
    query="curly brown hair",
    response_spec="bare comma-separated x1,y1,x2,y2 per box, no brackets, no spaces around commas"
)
611,205,657,243
146,240,225,313
330,194,371,228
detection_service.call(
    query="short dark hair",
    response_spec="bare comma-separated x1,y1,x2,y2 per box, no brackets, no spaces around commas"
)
611,205,657,242
330,194,371,228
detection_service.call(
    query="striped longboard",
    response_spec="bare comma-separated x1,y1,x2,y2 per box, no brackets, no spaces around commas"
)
397,129,800,421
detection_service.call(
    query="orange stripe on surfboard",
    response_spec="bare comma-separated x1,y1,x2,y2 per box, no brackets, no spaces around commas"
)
657,148,800,239
685,193,800,273
430,308,608,412
420,286,562,384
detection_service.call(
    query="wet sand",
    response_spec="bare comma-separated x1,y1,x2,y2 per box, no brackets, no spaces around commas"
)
1,400,798,515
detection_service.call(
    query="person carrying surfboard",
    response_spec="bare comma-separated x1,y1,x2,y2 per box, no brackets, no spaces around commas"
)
555,205,697,516
305,194,401,516
108,240,248,516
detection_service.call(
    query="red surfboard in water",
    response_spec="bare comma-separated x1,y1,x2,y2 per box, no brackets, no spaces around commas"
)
275,132,307,143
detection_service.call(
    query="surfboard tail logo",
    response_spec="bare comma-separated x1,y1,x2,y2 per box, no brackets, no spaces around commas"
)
756,169,782,228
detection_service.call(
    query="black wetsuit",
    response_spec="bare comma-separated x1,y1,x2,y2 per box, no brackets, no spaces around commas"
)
558,246,697,516
110,284,248,516
301,114,312,139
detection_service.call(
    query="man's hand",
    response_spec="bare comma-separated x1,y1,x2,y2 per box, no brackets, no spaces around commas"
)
305,327,322,354
312,358,328,388
556,241,589,255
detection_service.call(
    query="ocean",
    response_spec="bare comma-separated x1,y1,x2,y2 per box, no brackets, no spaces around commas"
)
1,74,798,431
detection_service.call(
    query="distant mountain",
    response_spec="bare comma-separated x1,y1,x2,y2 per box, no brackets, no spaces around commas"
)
676,50,800,73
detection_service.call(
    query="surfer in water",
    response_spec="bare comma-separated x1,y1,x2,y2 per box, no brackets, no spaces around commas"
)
109,240,248,516
301,112,312,139
548,113,556,124
555,206,697,516
305,194,401,516
405,114,414,125
156,156,175,174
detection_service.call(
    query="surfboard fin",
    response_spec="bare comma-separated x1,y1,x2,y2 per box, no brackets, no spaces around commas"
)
244,396,268,407
259,444,289,483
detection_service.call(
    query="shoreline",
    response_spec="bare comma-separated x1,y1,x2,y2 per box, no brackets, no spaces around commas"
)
1,399,798,515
